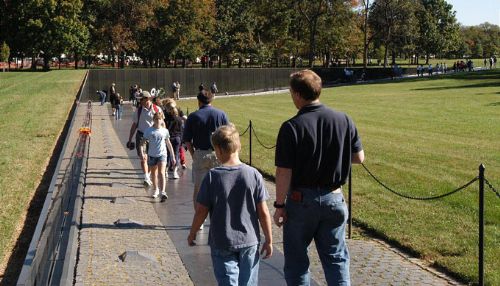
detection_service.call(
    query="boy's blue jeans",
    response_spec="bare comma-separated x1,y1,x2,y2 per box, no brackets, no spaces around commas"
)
210,244,260,286
284,188,350,286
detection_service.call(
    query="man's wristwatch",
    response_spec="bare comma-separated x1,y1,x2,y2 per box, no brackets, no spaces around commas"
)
273,201,285,209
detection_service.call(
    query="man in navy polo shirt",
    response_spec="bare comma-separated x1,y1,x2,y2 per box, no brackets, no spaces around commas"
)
183,90,229,211
273,70,365,286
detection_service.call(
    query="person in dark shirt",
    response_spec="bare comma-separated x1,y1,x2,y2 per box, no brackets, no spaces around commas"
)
273,70,365,286
183,90,229,214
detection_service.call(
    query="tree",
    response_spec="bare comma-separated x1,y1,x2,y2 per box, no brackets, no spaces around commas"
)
416,0,460,63
152,0,215,68
254,0,298,67
1,42,9,71
317,0,361,67
214,0,258,67
369,0,418,67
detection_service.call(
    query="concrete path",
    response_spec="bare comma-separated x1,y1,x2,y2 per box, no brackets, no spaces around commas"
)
75,102,465,285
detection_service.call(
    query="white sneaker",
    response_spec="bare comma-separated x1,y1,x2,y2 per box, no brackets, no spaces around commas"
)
172,170,180,179
199,223,204,230
161,192,168,202
168,171,175,179
143,178,152,187
152,189,159,198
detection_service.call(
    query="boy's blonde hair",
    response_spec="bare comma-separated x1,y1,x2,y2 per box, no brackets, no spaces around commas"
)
153,112,165,121
211,123,241,154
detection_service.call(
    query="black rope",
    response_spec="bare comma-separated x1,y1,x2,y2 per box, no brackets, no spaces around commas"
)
485,178,500,198
361,163,478,200
239,124,250,137
251,125,276,149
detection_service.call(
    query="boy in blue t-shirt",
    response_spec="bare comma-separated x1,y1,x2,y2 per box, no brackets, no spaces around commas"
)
188,124,273,286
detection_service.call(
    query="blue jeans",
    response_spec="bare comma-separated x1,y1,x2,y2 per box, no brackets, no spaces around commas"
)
210,245,260,286
115,104,122,120
284,188,350,286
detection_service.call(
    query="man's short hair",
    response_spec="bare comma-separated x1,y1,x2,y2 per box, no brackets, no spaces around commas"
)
290,70,322,101
211,123,240,154
197,90,214,104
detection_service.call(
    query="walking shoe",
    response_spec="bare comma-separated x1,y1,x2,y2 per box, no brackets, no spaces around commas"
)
143,178,153,187
172,170,180,179
199,223,204,230
168,171,175,179
152,189,160,199
181,164,187,169
160,193,168,202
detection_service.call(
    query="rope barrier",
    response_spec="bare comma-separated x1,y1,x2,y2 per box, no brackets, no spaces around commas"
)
250,125,276,149
485,178,500,198
361,163,478,200
239,124,250,137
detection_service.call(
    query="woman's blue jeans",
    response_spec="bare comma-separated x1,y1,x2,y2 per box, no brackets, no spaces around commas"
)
210,244,260,286
284,188,350,286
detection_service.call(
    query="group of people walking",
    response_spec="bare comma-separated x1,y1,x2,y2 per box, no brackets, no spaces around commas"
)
122,69,365,286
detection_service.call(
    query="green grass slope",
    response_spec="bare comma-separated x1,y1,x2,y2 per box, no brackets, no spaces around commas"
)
0,70,86,271
181,70,500,285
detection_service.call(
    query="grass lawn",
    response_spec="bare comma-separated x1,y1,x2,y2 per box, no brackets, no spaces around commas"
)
0,70,86,273
180,70,500,285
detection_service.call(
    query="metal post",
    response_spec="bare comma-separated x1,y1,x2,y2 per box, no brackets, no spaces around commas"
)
249,120,252,166
348,169,352,239
478,164,485,286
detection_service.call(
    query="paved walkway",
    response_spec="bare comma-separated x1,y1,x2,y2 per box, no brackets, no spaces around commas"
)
75,102,465,285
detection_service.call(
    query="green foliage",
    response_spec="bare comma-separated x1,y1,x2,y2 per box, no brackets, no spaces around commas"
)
416,0,461,60
461,23,500,58
4,0,88,69
369,0,419,67
2,0,498,68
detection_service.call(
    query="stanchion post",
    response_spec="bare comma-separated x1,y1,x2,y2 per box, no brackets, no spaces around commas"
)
348,169,352,239
478,164,485,286
249,120,252,166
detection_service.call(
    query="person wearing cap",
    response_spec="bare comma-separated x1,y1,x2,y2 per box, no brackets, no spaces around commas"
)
183,90,229,213
127,91,163,186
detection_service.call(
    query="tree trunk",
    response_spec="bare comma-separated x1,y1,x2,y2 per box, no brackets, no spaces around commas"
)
308,21,317,68
74,52,79,69
383,45,388,68
58,57,61,69
391,50,396,65
226,56,231,68
425,53,429,64
120,52,125,68
363,0,369,70
31,56,35,70
43,55,50,71
174,56,177,68
182,57,186,68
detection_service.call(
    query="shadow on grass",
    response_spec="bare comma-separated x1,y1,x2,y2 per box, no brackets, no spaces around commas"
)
0,96,78,286
487,102,500,106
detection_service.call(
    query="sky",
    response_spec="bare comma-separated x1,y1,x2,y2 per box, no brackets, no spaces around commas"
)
445,0,500,26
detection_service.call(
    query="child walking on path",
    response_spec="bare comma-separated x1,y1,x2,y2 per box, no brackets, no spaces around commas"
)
142,112,176,201
188,124,273,286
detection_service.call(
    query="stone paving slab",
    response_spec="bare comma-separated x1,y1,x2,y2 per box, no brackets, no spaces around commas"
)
74,104,192,285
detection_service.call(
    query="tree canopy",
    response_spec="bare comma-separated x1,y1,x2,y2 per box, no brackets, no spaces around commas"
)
1,0,498,69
